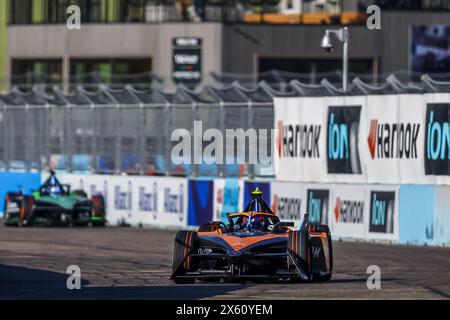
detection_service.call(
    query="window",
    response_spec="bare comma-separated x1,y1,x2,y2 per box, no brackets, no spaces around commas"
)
11,59,63,89
10,0,32,24
70,58,152,87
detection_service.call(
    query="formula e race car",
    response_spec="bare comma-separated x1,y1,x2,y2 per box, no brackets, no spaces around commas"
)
3,171,106,227
171,188,333,284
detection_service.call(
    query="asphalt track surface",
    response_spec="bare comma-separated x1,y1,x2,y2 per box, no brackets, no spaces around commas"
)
0,221,449,300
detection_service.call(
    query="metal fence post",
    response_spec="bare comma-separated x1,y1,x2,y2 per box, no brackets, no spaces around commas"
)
115,104,121,175
45,105,51,172
90,104,97,174
139,104,145,175
65,104,73,173
192,101,198,178
164,102,171,176
247,100,254,179
219,101,225,178
38,105,46,172
3,105,8,171
24,104,31,172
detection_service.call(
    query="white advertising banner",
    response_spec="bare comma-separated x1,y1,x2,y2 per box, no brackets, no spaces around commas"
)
275,94,450,185
270,181,305,227
131,176,188,228
363,95,429,184
274,96,368,184
59,174,188,228
329,184,366,239
274,97,328,183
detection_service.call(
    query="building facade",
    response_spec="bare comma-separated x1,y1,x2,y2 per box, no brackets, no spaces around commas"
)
2,0,450,91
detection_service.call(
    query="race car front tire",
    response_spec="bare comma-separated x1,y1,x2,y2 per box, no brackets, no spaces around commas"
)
172,231,197,284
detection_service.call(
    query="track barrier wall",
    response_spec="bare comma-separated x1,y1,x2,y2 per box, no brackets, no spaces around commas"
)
274,93,450,185
0,173,426,246
0,93,449,246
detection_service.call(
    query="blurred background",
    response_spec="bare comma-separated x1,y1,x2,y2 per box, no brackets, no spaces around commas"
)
1,0,450,92
1,0,450,178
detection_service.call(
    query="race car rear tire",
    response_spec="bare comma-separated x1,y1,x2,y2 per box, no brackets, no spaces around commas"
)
91,194,106,227
172,231,197,284
19,196,35,227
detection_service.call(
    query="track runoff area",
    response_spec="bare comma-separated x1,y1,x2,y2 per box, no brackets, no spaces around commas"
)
0,223,449,300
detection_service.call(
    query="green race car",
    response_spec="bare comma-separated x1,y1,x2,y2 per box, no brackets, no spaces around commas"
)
3,171,106,227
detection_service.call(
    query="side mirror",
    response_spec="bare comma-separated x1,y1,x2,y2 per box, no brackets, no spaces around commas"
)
278,222,294,227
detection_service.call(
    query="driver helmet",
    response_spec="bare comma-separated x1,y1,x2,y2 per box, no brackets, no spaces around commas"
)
250,216,264,230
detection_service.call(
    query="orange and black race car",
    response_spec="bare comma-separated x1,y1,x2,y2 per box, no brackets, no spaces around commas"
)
171,188,333,284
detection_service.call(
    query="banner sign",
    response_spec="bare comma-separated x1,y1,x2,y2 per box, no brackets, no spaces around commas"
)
366,185,399,241
274,94,450,185
270,181,304,227
326,105,362,174
269,181,399,242
172,37,202,86
305,187,330,225
274,97,328,183
59,174,188,228
330,184,366,239
213,178,243,223
188,179,214,227
424,103,450,176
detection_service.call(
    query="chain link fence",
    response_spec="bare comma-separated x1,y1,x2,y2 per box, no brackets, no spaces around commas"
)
1,73,449,177
0,83,284,178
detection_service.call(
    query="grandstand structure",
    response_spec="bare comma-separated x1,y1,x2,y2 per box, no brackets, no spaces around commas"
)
0,71,449,178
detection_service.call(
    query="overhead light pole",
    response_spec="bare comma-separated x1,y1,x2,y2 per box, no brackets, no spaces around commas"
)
321,27,349,92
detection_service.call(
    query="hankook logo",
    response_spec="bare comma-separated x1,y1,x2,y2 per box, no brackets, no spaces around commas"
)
271,194,302,221
277,120,321,159
334,197,364,224
367,119,420,160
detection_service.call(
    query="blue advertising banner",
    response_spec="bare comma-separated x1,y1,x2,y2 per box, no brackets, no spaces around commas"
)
188,179,214,226
214,178,242,223
243,181,271,208
0,172,41,216
399,185,435,245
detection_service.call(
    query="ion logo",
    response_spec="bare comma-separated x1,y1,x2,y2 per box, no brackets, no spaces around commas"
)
277,121,321,159
306,189,329,225
334,197,364,224
221,183,240,217
425,104,450,175
164,184,185,221
138,183,158,218
369,191,395,234
367,120,420,159
271,194,302,221
327,106,362,174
